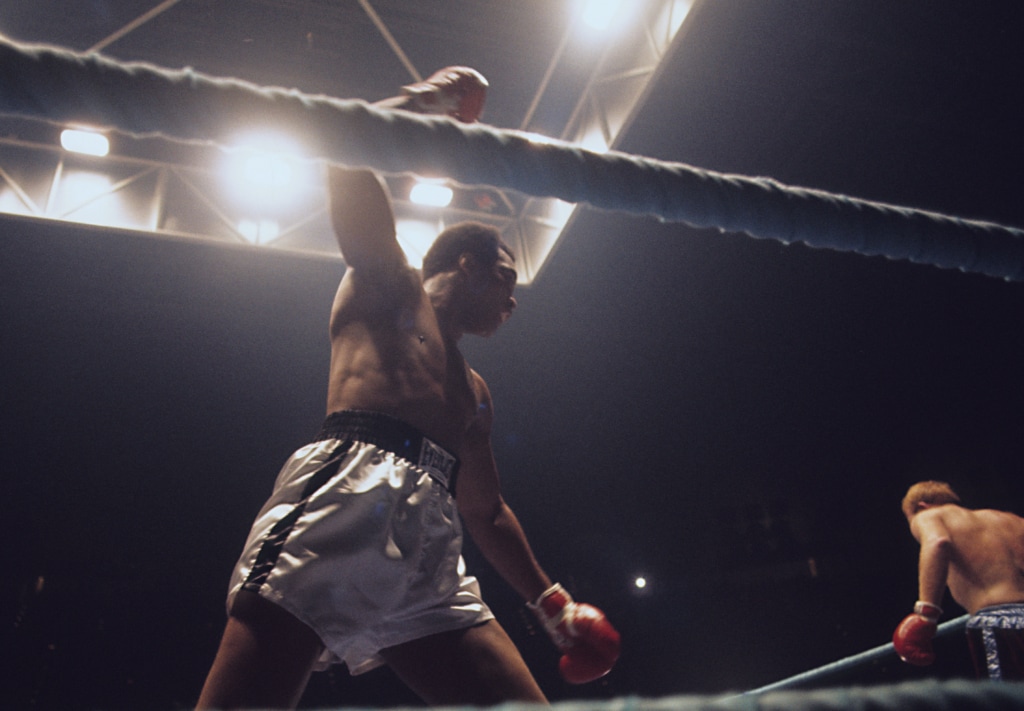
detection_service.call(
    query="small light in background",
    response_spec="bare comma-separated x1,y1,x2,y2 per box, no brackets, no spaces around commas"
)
60,129,110,157
410,181,453,208
630,573,652,597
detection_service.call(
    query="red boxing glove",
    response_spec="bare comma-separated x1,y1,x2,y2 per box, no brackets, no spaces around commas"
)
401,66,488,122
528,583,621,684
893,601,942,666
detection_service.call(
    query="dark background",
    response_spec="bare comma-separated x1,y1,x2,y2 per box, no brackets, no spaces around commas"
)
3,1,1024,708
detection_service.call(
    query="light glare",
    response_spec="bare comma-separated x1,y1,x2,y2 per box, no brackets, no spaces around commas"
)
582,0,623,30
60,129,109,157
222,132,310,208
410,182,454,207
578,126,610,153
243,153,293,188
238,218,280,245
395,219,439,268
543,199,576,228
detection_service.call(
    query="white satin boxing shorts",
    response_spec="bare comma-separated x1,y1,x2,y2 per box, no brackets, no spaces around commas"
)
226,410,494,674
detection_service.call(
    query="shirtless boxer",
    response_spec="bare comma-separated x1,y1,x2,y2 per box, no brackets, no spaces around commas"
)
894,480,1024,679
195,68,619,709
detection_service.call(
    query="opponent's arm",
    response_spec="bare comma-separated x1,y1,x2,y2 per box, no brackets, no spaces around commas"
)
913,510,953,608
457,375,620,684
893,510,951,665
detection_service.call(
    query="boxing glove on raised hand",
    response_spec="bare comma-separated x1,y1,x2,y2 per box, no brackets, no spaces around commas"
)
401,66,488,122
528,583,621,684
893,601,942,666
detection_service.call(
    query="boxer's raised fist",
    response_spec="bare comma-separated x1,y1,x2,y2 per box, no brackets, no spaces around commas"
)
401,66,488,122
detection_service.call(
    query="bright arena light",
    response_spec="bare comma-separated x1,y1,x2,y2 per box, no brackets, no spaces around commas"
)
60,129,110,157
242,152,293,189
410,181,453,207
581,0,624,31
221,132,310,207
634,576,647,589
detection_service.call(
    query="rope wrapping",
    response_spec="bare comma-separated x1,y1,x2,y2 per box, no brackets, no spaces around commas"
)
1,38,1022,280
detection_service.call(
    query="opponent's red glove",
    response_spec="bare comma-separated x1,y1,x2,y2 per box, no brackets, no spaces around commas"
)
893,601,942,666
528,583,620,684
401,66,488,122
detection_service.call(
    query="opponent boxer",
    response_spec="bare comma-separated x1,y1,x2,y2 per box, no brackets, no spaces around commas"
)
893,480,1024,680
195,67,619,709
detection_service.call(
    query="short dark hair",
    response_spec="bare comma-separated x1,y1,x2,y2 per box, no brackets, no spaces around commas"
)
421,221,513,280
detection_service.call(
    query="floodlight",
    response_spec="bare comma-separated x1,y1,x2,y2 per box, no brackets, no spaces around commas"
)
221,132,311,208
581,0,624,30
410,181,453,207
60,129,110,157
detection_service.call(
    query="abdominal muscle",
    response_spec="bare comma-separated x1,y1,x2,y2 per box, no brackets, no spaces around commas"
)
325,326,474,453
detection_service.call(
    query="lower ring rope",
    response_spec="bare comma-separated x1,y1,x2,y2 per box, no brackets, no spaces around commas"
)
1,37,1022,281
745,614,969,695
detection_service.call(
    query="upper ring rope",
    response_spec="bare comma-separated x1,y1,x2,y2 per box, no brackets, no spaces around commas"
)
1,38,1022,281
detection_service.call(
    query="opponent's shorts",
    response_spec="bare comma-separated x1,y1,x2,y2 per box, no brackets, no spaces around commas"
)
226,410,494,674
965,603,1024,680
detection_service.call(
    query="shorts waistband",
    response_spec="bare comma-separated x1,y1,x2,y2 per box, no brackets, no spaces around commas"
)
316,410,459,492
968,603,1024,627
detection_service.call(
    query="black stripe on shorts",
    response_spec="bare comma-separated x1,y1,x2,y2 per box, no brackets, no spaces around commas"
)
242,439,353,591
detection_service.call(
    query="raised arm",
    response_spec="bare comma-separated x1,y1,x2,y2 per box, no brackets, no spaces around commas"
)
327,166,406,270
326,67,488,269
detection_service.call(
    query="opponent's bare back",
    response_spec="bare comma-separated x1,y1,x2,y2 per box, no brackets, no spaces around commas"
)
914,504,1024,613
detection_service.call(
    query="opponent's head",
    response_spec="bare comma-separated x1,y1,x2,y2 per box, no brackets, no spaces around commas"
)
901,480,961,521
422,221,517,336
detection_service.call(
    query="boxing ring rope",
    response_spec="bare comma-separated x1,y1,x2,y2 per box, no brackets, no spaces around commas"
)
4,38,1024,711
745,614,969,695
2,38,1023,282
